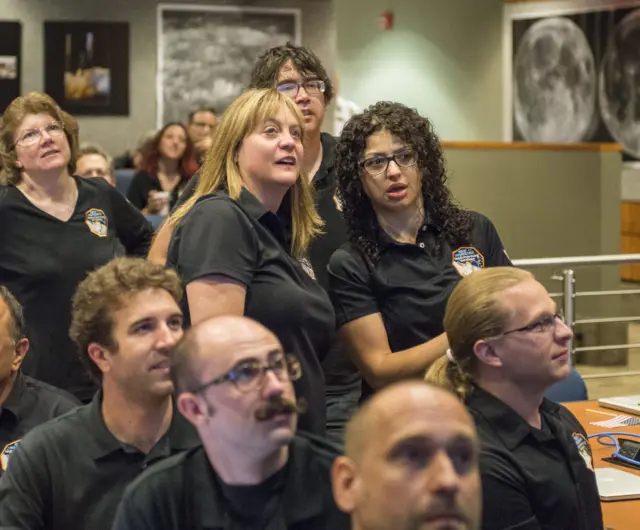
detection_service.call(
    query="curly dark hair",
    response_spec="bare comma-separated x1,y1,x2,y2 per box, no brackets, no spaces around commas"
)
249,42,334,105
335,101,472,263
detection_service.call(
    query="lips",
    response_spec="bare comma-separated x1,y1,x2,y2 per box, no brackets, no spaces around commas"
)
552,349,569,360
275,156,297,166
387,183,407,193
151,360,170,370
41,150,60,158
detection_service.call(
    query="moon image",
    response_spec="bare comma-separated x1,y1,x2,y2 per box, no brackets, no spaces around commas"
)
514,17,596,143
599,9,640,159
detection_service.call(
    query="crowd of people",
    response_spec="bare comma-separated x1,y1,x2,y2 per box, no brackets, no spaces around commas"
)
0,42,604,529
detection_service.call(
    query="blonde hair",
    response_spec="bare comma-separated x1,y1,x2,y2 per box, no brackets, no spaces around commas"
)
169,88,322,258
0,92,79,185
425,267,534,399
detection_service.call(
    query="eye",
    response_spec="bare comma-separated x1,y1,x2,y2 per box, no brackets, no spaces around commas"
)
277,83,297,92
290,128,302,139
396,151,414,164
229,363,261,383
47,123,63,133
264,126,279,137
364,156,386,169
21,130,39,141
133,321,154,334
167,316,183,330
448,444,477,475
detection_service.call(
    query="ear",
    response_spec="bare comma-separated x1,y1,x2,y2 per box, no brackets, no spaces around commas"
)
177,392,212,427
11,338,29,372
331,456,359,514
473,340,503,369
87,343,111,376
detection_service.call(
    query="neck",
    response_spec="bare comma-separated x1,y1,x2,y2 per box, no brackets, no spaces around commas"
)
0,371,18,407
203,440,289,485
303,130,322,180
477,376,544,429
243,182,287,214
158,157,179,175
18,170,73,201
101,384,173,453
376,205,424,244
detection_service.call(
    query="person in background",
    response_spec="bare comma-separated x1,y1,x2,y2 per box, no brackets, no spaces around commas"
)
127,122,198,215
426,267,603,530
328,102,511,402
76,141,115,186
0,92,154,402
113,130,156,171
332,380,481,530
166,88,334,437
148,42,359,444
186,106,217,163
113,315,349,530
0,258,199,530
0,286,80,477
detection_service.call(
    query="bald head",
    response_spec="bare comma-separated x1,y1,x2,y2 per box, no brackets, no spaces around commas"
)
334,381,481,530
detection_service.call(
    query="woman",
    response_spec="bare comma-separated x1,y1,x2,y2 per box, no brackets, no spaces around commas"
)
166,88,335,436
127,122,198,215
328,101,511,401
426,267,603,530
0,92,154,401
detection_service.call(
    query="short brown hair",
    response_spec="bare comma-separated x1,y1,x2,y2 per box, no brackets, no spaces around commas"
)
425,267,534,399
70,257,182,382
249,42,334,105
0,92,80,185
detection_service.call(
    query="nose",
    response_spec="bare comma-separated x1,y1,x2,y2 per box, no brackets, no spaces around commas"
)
295,85,311,103
279,131,296,151
386,158,402,178
261,368,286,399
428,451,461,496
555,317,574,342
156,322,182,350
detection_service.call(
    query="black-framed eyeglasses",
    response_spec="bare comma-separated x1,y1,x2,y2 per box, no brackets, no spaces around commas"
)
492,313,565,340
360,149,418,176
276,80,326,98
191,353,302,394
14,122,65,148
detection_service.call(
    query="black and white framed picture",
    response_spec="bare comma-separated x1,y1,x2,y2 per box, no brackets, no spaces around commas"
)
44,21,130,116
157,4,301,127
504,1,640,160
0,21,21,113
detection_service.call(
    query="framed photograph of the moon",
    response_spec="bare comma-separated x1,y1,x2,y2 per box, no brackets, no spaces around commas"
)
157,4,301,127
505,1,640,161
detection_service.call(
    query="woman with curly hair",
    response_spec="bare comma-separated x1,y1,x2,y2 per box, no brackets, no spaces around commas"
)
327,101,511,401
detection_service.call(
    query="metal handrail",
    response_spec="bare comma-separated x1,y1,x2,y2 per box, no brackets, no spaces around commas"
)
513,253,640,268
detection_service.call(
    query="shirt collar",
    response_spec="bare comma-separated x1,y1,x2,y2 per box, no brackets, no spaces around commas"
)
237,187,291,250
85,391,199,460
465,386,561,450
1,372,27,421
198,436,324,527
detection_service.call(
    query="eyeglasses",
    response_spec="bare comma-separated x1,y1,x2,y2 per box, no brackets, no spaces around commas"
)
15,122,65,147
493,313,566,340
360,149,418,176
192,353,302,394
276,80,326,98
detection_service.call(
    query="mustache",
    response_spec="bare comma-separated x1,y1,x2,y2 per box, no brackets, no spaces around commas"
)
255,396,307,421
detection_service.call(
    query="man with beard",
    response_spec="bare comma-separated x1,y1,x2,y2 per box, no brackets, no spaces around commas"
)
332,381,482,530
112,315,349,530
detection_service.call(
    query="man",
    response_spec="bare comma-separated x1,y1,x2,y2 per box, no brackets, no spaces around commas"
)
112,315,350,530
76,142,116,186
187,106,217,162
0,286,80,476
0,258,199,530
332,381,482,530
148,42,358,443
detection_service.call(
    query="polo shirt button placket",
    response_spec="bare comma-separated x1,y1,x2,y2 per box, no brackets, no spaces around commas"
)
419,242,425,249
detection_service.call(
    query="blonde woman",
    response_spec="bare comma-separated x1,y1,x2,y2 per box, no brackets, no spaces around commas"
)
0,92,153,402
166,88,333,436
426,267,603,530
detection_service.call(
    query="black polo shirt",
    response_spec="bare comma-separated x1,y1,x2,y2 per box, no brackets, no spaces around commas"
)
0,176,154,402
172,134,358,395
0,392,199,530
466,386,604,530
0,373,80,476
167,189,335,436
112,433,350,530
328,211,511,400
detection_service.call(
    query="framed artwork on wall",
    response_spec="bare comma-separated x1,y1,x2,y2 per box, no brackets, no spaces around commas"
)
44,21,130,116
503,0,640,161
157,4,301,127
0,21,21,113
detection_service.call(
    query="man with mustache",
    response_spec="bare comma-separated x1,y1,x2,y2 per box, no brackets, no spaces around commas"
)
332,381,482,530
112,315,350,530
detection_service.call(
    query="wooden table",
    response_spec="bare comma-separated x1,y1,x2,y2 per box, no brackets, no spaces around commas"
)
565,400,640,530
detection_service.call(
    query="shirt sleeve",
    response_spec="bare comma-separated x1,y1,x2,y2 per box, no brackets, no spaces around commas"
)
172,198,258,287
0,435,50,529
126,172,152,211
109,184,154,257
473,212,512,267
479,450,542,530
327,247,380,329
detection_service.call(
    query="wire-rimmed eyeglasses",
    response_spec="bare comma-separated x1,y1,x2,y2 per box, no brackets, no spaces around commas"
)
14,122,65,148
191,353,302,394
